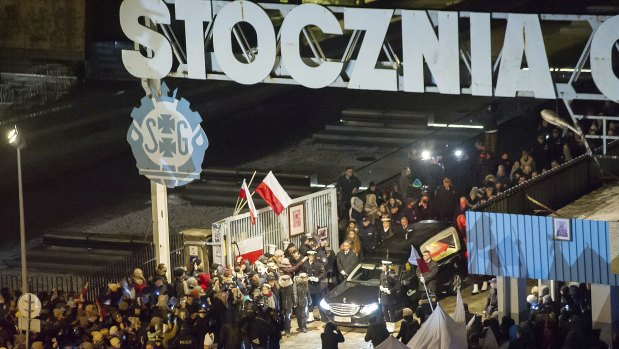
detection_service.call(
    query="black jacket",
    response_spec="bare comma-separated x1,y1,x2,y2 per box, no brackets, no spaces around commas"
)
364,322,390,347
336,250,358,275
321,329,345,349
396,316,419,343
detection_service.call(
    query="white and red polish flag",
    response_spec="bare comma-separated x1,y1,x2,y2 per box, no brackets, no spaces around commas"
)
256,171,292,215
239,179,257,224
237,236,263,263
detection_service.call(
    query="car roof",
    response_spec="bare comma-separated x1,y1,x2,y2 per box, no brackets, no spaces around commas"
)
363,220,452,264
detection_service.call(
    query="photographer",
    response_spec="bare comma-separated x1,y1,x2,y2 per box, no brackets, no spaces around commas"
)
321,322,345,349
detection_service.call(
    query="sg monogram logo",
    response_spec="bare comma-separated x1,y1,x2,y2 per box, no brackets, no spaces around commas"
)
127,83,208,188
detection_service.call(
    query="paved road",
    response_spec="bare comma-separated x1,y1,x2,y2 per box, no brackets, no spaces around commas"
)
280,283,489,348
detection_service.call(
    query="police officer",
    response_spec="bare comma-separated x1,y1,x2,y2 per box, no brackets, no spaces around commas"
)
302,250,327,322
358,217,378,255
379,260,399,333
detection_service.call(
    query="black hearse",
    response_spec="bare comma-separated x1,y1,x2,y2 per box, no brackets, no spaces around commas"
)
319,221,467,327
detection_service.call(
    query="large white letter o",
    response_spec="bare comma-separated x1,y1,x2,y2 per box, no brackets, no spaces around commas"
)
213,1,276,85
591,15,619,101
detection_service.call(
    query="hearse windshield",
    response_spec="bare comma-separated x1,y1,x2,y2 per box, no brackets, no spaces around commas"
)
347,263,383,285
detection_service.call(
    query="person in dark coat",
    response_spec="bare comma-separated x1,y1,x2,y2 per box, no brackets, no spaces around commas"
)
364,315,390,347
416,250,438,294
414,194,433,221
335,241,358,282
396,307,419,344
433,177,458,223
293,273,311,333
397,167,412,198
484,278,498,317
399,197,416,223
336,167,361,216
358,217,378,255
248,307,278,349
392,216,413,239
299,234,314,259
379,260,400,332
219,319,244,349
301,251,327,321
321,322,345,349
277,275,294,336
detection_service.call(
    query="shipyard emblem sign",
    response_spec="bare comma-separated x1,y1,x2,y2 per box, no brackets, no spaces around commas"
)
127,83,208,188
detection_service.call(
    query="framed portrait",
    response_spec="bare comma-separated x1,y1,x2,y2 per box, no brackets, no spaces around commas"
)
553,218,571,241
317,227,328,241
288,203,306,237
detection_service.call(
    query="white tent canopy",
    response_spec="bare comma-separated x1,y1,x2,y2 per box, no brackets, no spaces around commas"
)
375,335,409,349
406,304,468,349
452,289,466,325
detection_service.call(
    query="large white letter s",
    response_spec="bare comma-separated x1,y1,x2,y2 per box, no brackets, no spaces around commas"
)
120,0,173,79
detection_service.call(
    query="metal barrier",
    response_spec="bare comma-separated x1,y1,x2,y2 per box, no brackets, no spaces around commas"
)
0,234,185,301
213,188,339,267
472,154,600,214
85,233,185,300
0,273,85,295
473,139,619,214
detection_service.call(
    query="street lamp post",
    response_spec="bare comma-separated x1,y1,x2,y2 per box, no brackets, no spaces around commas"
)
8,126,27,294
8,126,29,349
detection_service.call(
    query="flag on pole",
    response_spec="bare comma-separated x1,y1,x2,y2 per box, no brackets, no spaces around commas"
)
408,246,429,273
255,171,292,215
239,179,257,224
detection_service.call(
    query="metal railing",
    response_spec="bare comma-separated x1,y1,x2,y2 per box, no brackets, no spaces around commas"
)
214,188,339,267
0,273,85,295
0,233,185,301
473,140,619,214
85,233,185,300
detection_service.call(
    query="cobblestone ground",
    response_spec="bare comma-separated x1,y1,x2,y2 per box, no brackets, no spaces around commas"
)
280,283,489,348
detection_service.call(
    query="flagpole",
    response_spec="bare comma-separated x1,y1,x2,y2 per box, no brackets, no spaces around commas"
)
233,195,241,216
235,190,257,215
234,171,257,215
421,279,434,311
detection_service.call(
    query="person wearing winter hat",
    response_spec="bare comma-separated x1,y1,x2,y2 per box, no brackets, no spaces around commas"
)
261,283,276,309
273,249,285,263
396,307,419,344
154,263,168,283
278,275,295,336
293,273,311,333
131,268,147,294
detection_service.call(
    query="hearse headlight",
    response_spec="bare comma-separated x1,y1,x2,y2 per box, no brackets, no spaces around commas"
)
360,302,379,315
319,298,331,311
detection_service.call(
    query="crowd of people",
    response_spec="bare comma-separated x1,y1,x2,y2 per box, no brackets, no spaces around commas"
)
0,246,330,349
466,282,610,348
0,104,614,348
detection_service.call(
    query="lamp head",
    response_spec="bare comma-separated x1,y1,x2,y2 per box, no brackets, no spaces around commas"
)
8,126,25,149
540,109,562,127
540,109,581,136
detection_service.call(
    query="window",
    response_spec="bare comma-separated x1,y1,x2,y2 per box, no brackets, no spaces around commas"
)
421,227,460,262
348,263,401,285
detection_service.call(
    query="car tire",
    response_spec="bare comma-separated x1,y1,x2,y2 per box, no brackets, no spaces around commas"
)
449,273,463,294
